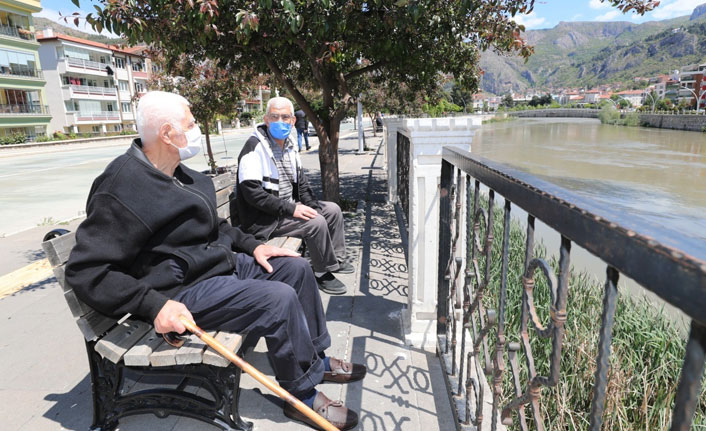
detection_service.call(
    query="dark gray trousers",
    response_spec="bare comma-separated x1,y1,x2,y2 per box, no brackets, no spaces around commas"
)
173,254,330,397
271,200,346,273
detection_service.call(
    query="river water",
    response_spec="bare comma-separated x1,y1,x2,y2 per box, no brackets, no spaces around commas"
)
471,117,706,323
472,118,706,242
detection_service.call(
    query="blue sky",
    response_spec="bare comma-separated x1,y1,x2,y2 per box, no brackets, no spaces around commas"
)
515,0,706,29
35,0,706,35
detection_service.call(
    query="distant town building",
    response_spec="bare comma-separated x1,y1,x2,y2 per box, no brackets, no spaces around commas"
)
0,0,51,140
37,29,150,135
616,90,645,107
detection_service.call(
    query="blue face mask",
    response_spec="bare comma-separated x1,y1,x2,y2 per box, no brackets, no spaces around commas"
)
269,121,292,140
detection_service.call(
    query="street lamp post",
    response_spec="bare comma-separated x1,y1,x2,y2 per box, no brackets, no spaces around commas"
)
677,80,706,113
644,92,660,114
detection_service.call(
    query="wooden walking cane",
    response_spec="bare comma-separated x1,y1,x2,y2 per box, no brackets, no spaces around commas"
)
163,315,340,431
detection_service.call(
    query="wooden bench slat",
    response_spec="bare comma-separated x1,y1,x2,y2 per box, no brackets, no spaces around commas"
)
217,205,230,220
64,288,93,318
77,310,118,342
212,173,236,191
203,331,243,367
95,319,152,364
281,237,303,252
175,331,215,365
123,330,163,366
215,186,233,208
266,237,286,248
42,232,76,267
150,337,179,367
52,265,69,293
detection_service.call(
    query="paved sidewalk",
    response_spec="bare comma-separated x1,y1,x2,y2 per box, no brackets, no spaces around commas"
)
0,129,455,430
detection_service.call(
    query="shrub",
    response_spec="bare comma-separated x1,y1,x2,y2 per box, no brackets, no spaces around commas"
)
598,106,621,124
0,133,27,145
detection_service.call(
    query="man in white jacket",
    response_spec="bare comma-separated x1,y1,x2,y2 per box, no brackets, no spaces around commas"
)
236,97,353,294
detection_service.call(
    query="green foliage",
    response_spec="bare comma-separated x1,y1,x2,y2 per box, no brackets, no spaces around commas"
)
422,98,462,117
0,133,27,145
80,0,657,200
502,94,515,108
599,105,641,127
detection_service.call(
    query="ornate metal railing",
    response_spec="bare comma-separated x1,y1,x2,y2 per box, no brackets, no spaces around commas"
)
396,131,410,221
437,147,706,431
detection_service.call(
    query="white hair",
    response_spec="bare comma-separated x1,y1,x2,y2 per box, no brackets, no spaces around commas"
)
136,91,190,144
266,96,294,116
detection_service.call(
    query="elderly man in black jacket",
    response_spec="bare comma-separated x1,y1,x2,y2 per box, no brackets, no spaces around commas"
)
236,97,352,295
65,91,363,431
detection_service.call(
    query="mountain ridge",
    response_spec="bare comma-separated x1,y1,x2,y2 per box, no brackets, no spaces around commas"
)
479,7,705,95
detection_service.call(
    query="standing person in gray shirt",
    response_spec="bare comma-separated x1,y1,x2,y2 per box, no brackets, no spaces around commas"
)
237,97,353,295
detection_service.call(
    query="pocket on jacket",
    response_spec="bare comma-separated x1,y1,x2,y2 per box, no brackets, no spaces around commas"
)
171,250,193,282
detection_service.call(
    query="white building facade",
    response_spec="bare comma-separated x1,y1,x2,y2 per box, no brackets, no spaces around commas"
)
37,29,148,135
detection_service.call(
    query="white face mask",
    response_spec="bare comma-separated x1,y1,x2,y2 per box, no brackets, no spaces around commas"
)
170,125,202,160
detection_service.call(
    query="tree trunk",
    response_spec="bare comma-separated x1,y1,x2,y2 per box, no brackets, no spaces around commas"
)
204,118,215,174
318,119,341,203
369,114,376,137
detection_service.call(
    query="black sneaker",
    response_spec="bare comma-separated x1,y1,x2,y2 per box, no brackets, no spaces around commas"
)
316,272,347,295
333,260,355,274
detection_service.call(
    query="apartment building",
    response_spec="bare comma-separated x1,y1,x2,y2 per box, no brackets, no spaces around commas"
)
37,29,150,135
0,0,50,140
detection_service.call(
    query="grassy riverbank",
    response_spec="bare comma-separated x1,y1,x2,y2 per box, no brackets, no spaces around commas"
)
475,201,705,430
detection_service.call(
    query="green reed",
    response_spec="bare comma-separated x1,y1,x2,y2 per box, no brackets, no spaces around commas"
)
468,199,706,430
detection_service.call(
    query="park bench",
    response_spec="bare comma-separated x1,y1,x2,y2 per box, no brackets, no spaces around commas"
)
41,172,301,431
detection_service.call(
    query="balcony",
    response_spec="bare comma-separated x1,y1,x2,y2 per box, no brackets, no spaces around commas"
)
0,25,35,41
63,84,117,98
64,57,109,74
0,66,43,80
72,111,120,122
0,103,49,115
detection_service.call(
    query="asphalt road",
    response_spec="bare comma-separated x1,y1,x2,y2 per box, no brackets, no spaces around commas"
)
0,121,365,237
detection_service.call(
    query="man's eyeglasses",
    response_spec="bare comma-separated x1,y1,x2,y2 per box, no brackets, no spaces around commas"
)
267,114,294,121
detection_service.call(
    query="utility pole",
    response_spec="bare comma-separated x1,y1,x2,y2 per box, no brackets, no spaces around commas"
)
357,94,364,154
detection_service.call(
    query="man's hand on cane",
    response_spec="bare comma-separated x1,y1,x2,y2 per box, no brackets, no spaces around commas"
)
154,299,194,334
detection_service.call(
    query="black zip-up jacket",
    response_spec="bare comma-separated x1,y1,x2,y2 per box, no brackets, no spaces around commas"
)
236,124,320,240
65,139,262,322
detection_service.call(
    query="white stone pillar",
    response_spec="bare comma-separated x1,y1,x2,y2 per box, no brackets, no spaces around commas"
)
101,124,107,135
395,116,481,350
217,120,222,135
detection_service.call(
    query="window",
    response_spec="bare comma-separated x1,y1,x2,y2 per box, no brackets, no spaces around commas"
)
115,57,125,69
132,61,143,72
64,101,76,112
92,126,101,133
134,82,145,93
0,48,36,76
55,47,64,59
118,80,129,91
63,75,86,86
121,102,131,113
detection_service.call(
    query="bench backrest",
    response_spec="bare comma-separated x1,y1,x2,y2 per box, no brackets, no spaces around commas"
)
42,173,237,342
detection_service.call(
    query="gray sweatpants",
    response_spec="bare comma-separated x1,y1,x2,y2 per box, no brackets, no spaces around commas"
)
271,200,346,273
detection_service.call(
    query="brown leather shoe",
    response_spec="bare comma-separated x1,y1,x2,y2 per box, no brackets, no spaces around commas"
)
323,357,367,383
283,391,358,430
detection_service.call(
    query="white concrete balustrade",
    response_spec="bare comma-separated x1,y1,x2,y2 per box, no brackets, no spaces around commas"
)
384,116,481,350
